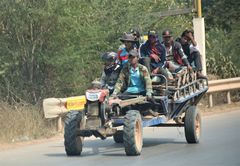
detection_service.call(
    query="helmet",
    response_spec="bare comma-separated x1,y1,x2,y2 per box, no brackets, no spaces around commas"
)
101,52,117,63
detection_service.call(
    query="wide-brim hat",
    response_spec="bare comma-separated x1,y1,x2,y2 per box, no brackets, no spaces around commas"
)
120,33,136,42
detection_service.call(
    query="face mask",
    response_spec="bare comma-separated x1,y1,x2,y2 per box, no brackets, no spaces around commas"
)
104,64,115,74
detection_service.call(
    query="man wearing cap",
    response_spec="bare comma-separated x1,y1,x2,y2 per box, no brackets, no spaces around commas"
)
118,33,136,68
162,29,192,75
112,49,153,99
140,30,170,79
176,29,206,78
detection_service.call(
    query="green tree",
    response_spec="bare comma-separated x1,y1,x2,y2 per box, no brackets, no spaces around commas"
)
0,0,57,103
203,0,240,32
203,0,240,75
0,0,194,104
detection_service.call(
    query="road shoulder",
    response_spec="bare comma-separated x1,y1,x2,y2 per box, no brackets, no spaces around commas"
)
0,102,239,151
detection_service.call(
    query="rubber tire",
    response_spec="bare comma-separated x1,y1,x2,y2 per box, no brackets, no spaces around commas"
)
184,106,201,143
113,130,123,143
64,111,83,156
123,110,143,156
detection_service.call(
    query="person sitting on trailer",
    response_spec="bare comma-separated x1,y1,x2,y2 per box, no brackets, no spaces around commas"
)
117,33,137,68
140,30,171,80
112,49,153,100
130,28,141,49
176,29,206,78
161,29,192,78
118,28,141,51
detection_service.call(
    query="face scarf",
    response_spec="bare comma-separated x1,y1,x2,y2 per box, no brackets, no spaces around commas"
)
104,64,116,75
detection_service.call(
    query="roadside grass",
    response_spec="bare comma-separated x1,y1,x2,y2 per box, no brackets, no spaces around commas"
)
0,101,57,143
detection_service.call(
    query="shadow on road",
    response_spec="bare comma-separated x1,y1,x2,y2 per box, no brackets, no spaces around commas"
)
45,153,67,157
44,137,185,157
143,138,185,148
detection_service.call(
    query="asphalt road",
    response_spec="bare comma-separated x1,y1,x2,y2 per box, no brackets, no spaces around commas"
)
0,110,240,166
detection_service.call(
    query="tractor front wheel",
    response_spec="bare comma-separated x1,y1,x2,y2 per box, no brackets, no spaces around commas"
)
123,110,143,156
64,111,84,156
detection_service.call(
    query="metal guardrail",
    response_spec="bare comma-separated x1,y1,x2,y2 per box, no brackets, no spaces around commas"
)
207,77,240,107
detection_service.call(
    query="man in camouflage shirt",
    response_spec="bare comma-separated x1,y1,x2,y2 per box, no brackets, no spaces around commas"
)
112,49,153,99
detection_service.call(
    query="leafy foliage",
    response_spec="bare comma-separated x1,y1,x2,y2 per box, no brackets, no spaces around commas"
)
0,0,238,104
203,0,240,77
0,0,193,104
206,28,239,78
203,0,240,32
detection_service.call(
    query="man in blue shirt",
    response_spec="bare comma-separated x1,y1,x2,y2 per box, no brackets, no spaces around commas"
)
112,49,153,98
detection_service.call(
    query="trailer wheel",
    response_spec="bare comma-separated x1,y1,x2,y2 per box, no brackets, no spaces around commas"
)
64,111,84,156
184,106,201,143
113,130,123,143
123,110,143,156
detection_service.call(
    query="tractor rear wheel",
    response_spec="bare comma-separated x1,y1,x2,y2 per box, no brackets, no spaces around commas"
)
123,110,143,156
184,106,201,143
64,111,84,156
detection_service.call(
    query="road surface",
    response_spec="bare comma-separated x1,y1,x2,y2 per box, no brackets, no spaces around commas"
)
0,110,240,166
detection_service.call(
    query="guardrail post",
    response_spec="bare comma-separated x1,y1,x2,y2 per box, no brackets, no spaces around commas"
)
209,94,213,107
57,117,63,132
227,91,231,104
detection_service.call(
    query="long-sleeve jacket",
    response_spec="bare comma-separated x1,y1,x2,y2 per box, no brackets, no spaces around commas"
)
175,38,199,59
100,64,121,93
117,47,129,67
164,41,190,66
140,40,166,69
112,63,153,96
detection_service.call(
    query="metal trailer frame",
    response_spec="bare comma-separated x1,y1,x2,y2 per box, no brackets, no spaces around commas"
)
111,77,208,128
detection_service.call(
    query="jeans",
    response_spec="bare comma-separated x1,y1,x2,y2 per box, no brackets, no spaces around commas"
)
187,51,202,71
139,57,170,78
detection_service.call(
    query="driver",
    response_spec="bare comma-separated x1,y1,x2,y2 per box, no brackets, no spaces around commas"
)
112,49,153,99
